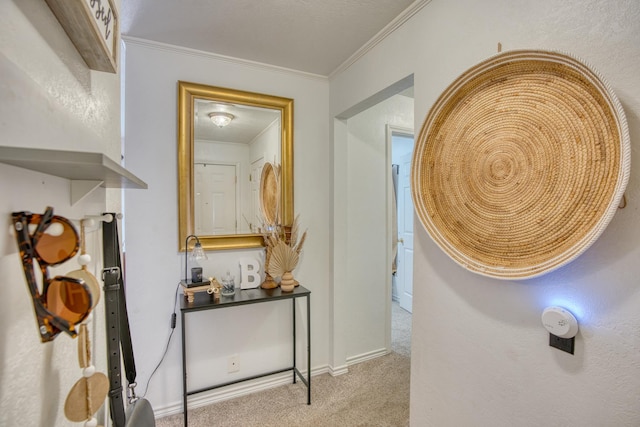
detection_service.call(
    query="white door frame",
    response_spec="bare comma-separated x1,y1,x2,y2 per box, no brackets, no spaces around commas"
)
384,124,414,353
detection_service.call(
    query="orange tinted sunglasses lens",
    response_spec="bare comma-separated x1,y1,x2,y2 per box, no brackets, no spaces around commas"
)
35,219,78,265
46,278,92,324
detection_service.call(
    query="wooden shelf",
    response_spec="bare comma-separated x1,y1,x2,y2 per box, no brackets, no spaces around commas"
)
0,146,147,204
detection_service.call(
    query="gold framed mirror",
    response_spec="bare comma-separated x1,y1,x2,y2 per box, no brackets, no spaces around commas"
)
178,81,293,251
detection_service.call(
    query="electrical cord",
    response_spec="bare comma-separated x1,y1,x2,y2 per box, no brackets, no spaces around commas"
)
141,282,181,398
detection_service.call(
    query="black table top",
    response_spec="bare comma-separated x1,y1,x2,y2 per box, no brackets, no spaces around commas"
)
180,285,310,312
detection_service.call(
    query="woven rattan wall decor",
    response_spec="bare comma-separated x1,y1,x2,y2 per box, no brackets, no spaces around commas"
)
260,162,280,225
411,50,630,279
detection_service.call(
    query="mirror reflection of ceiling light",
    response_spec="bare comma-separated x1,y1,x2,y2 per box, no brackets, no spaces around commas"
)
209,112,235,127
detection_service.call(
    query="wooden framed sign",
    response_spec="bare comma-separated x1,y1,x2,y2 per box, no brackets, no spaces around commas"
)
45,0,119,73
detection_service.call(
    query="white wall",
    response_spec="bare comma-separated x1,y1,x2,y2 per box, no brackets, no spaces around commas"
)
330,0,640,425
250,118,281,166
122,39,330,415
0,1,123,426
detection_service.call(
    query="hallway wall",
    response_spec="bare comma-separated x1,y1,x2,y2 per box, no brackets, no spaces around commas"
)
330,0,640,425
0,1,122,426
122,39,331,414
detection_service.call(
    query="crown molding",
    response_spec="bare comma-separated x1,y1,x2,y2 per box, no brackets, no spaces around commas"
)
122,36,328,82
328,0,432,80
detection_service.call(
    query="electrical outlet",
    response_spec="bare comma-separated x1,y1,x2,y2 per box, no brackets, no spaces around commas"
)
227,354,240,373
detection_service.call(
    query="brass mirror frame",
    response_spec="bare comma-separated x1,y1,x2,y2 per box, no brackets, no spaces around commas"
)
178,81,294,251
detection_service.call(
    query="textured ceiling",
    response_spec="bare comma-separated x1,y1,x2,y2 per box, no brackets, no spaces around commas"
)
121,0,417,76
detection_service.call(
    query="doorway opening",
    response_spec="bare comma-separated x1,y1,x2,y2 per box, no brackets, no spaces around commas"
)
390,129,414,313
389,127,414,357
331,74,414,372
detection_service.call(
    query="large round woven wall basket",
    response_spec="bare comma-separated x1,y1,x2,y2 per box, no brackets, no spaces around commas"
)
411,50,630,279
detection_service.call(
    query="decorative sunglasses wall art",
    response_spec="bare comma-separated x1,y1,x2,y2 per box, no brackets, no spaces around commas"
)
12,207,95,342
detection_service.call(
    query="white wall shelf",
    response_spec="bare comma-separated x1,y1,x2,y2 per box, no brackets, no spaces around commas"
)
0,146,147,205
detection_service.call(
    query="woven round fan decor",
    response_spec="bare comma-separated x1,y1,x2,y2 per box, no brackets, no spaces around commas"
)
260,162,279,224
411,50,630,279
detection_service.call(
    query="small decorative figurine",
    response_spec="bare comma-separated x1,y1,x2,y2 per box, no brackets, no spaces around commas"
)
183,276,221,303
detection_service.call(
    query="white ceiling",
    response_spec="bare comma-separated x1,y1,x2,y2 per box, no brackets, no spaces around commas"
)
194,99,280,143
121,0,418,76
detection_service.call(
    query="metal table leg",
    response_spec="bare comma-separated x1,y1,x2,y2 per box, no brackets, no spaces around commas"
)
307,294,311,404
182,311,188,426
293,298,297,384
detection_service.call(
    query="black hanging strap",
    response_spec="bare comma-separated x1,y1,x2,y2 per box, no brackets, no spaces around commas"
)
102,214,138,427
102,266,125,427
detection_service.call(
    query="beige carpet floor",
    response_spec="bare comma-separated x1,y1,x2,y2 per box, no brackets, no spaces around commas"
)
156,301,411,427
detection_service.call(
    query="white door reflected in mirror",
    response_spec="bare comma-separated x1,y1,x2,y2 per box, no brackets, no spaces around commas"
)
194,163,237,235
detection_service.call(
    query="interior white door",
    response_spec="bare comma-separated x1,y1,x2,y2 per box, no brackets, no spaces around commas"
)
397,151,414,313
194,163,237,235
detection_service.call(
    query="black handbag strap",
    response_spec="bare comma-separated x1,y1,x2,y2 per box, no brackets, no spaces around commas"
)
102,214,138,427
103,267,126,427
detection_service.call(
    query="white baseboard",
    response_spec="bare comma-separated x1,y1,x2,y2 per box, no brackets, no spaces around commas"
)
328,347,389,377
329,364,349,376
154,365,328,419
346,348,389,366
